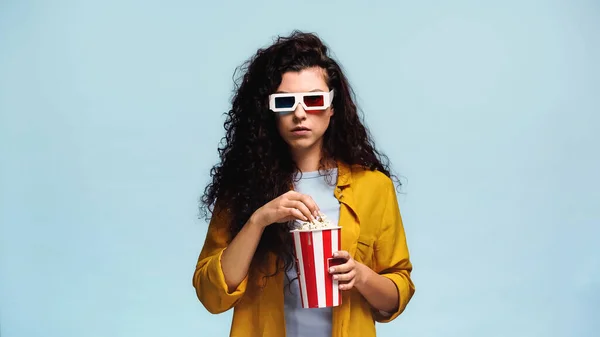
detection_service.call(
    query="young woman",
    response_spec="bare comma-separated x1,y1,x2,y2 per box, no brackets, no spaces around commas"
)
193,31,415,337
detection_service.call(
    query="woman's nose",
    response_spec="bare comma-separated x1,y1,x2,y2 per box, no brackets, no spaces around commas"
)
292,104,307,120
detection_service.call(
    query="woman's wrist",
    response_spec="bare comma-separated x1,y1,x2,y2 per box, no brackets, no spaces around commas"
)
352,263,399,313
248,211,266,230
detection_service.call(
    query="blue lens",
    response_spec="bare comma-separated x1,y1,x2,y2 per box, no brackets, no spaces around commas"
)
275,96,295,108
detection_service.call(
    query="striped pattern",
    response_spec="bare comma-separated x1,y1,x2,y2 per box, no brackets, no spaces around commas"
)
291,227,342,308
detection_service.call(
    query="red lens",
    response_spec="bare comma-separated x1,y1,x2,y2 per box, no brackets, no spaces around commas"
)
303,94,325,107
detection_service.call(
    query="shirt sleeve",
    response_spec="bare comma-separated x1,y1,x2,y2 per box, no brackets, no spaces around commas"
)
372,178,416,323
192,206,249,314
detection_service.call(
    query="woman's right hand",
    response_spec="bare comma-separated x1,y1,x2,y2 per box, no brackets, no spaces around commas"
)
250,190,320,228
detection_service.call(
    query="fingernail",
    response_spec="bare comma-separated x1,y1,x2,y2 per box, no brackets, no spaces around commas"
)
329,267,334,273
313,210,318,217
333,275,338,280
333,252,338,257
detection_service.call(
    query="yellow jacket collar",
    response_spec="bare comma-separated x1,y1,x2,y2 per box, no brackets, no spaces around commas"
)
336,160,352,187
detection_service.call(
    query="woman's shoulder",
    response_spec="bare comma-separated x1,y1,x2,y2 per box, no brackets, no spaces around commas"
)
348,164,394,190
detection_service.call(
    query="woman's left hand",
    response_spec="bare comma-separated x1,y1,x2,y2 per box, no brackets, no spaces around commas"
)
329,251,365,291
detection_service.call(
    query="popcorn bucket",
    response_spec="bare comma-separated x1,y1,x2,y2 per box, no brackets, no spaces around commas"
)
290,226,343,308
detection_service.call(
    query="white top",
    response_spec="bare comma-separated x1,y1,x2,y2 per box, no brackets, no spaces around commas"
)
284,168,340,337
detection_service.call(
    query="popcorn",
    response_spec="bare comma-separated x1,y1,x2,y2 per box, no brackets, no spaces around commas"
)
294,211,334,230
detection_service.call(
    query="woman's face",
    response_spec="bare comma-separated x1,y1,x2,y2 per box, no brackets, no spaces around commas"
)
274,67,334,157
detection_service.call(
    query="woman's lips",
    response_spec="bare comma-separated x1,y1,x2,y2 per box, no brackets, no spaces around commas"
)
291,126,311,136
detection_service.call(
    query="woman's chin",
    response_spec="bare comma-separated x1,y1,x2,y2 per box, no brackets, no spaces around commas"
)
287,139,320,153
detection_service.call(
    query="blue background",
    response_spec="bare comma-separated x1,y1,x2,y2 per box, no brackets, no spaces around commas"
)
1,1,599,336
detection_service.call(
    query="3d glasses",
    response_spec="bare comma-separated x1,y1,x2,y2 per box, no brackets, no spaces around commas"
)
268,90,334,113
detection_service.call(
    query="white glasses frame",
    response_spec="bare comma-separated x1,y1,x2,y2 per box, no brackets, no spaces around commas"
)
268,89,334,113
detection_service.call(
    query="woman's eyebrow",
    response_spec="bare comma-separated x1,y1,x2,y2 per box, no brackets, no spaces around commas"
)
274,88,328,94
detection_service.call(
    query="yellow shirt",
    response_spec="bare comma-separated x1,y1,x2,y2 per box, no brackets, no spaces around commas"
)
192,162,415,337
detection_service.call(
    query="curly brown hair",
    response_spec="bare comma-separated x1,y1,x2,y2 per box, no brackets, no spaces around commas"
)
200,30,398,277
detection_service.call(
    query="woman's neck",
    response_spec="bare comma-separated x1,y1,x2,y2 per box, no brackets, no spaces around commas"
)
292,145,335,172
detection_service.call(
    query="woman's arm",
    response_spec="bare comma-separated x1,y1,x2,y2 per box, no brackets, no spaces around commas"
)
370,178,415,321
221,191,319,291
220,216,264,292
193,191,320,313
330,251,399,313
193,206,247,314
355,262,399,313
330,178,414,321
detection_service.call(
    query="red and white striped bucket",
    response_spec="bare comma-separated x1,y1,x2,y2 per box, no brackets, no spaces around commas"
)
290,226,342,308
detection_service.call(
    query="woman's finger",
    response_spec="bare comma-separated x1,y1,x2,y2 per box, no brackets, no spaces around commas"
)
333,269,356,282
298,194,320,217
339,278,355,291
287,200,314,222
287,191,319,218
288,207,309,222
333,251,351,260
329,259,354,274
